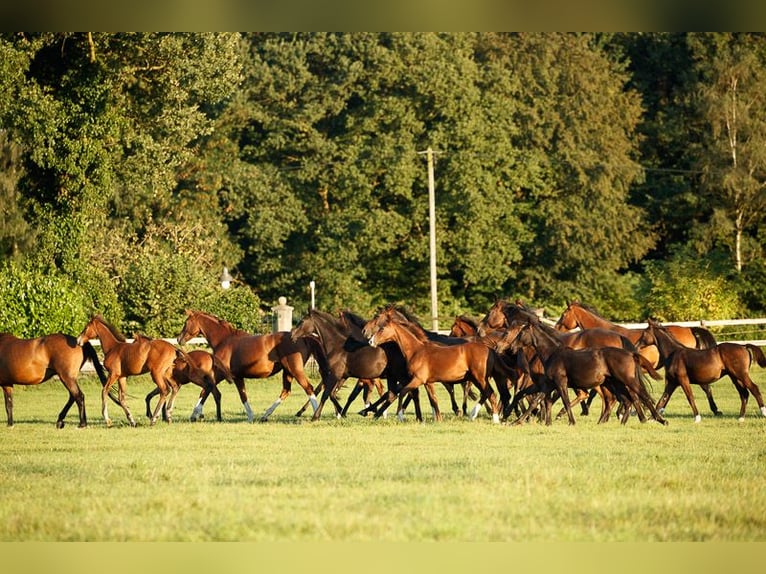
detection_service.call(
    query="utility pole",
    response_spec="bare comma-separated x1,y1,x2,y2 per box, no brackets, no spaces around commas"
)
424,147,439,331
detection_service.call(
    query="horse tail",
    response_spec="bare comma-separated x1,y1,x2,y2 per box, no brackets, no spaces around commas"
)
81,341,120,405
638,354,662,380
212,354,236,385
619,335,638,352
745,344,766,368
692,327,717,350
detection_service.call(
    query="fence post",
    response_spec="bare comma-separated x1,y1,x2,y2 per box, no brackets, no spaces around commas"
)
272,296,294,332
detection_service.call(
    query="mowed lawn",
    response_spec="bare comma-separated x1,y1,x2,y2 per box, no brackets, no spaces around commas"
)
1,363,765,541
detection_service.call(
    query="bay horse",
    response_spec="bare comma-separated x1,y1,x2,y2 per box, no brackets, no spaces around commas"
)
145,349,235,422
338,309,425,421
0,332,111,427
555,300,723,414
366,313,502,423
77,316,204,426
496,321,667,426
291,309,409,421
362,305,495,419
177,310,325,422
449,315,481,338
638,319,766,422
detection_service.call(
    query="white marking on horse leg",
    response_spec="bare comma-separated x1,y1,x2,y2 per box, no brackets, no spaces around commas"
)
694,414,701,423
738,416,745,422
470,403,481,420
397,409,405,422
761,406,766,417
190,399,204,422
492,413,500,424
309,394,319,412
261,398,281,420
243,401,254,422
658,407,665,415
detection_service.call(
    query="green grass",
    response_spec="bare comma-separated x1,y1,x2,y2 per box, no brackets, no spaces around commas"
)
1,367,766,541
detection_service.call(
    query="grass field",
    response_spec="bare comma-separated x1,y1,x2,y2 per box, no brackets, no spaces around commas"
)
1,365,765,542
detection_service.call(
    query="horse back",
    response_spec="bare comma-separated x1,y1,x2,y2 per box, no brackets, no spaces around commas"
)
0,333,84,384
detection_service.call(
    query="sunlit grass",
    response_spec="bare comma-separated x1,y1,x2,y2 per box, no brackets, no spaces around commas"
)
1,367,765,541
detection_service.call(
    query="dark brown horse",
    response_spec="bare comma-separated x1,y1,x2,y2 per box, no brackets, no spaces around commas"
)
177,310,325,422
366,312,502,423
496,321,667,426
638,319,766,422
77,316,203,426
291,309,395,421
145,349,235,422
0,332,110,427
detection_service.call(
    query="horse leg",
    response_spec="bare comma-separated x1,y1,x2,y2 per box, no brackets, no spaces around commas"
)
443,382,460,416
191,387,207,422
734,371,766,421
57,374,86,428
555,377,576,425
163,374,180,423
3,386,13,427
262,373,296,422
296,382,324,417
211,385,223,421
423,382,442,422
149,377,169,426
340,381,364,417
101,373,119,427
675,376,702,423
699,383,723,416
116,377,136,427
146,387,159,420
373,389,400,420
230,378,254,422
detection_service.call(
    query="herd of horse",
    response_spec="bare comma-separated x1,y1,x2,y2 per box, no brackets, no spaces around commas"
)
1,300,765,428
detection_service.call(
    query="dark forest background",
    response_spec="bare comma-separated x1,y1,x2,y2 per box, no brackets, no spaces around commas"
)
1,33,764,336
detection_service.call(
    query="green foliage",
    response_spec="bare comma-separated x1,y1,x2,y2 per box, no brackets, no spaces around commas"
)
198,286,265,334
641,249,742,321
0,261,92,337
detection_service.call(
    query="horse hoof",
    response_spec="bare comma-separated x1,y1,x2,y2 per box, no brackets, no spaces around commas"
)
56,420,65,429
738,417,745,422
694,415,701,423
714,411,723,417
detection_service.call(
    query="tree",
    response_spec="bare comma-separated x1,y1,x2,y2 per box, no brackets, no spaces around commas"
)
689,33,766,274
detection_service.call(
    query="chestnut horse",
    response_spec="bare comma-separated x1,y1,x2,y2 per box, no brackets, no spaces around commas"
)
177,310,324,422
77,316,203,426
449,315,482,338
145,349,235,422
0,332,110,427
638,319,766,422
366,313,502,423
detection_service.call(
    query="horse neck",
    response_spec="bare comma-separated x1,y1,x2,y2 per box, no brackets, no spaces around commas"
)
572,305,619,331
196,314,237,349
528,325,560,359
312,313,350,352
652,326,682,359
92,321,122,353
385,322,425,359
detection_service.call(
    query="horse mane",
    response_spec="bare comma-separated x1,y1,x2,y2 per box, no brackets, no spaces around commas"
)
455,315,480,329
338,309,367,329
570,300,604,318
309,309,349,338
93,315,127,342
387,313,431,343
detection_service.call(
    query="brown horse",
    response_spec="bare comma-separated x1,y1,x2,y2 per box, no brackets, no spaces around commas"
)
555,301,718,363
638,319,766,422
77,317,204,426
0,332,111,427
145,349,235,422
496,321,667,426
480,299,639,352
366,313,502,423
177,310,325,422
449,315,482,338
555,300,725,414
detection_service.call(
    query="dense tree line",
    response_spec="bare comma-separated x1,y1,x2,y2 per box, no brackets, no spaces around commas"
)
1,32,764,337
